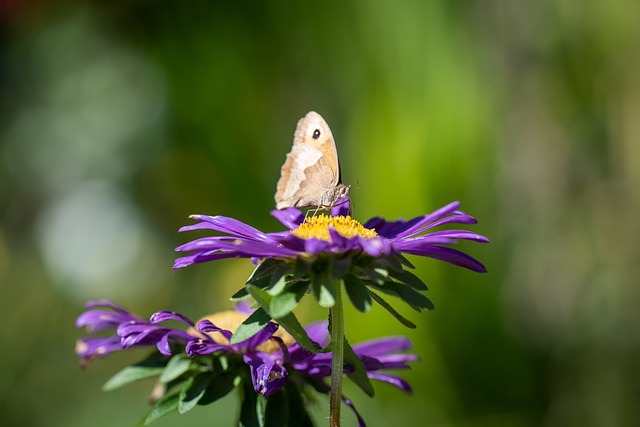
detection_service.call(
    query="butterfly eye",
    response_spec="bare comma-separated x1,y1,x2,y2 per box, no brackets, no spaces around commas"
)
312,129,321,139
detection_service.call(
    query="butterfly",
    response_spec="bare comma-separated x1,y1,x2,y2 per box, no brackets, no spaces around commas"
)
275,111,350,210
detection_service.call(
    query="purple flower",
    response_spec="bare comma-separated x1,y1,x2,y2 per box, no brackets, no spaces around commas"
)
174,199,488,272
76,301,417,409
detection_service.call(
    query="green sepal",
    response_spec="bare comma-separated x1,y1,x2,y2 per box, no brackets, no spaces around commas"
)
388,268,428,290
247,284,319,353
343,337,375,397
377,255,404,272
160,354,192,383
102,352,167,391
269,280,309,318
330,256,352,279
368,291,417,329
231,307,272,344
143,390,180,424
396,254,415,269
373,281,435,311
312,269,336,308
293,257,312,279
343,274,372,313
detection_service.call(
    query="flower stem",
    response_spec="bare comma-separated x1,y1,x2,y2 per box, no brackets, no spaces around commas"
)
329,280,344,427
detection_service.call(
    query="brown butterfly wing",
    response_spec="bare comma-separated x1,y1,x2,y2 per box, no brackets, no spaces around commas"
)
275,112,342,209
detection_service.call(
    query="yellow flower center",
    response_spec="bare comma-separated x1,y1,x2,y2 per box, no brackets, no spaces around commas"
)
291,214,378,241
188,310,295,353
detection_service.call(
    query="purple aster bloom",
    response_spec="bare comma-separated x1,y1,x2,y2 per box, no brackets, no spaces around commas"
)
174,198,488,272
76,301,417,426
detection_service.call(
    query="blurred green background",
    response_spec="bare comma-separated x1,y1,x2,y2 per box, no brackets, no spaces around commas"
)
1,1,639,426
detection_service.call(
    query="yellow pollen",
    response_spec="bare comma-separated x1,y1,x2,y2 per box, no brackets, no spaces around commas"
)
291,214,378,241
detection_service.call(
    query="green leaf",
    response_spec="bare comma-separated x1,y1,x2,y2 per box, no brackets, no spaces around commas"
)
239,376,264,427
284,382,315,427
160,355,192,383
264,390,288,427
247,259,285,285
330,256,352,279
293,257,312,279
246,259,290,292
359,266,388,285
269,281,309,318
343,337,375,397
377,255,404,272
343,274,372,313
266,265,290,296
198,371,238,405
396,254,415,269
178,373,212,413
375,281,435,311
231,307,272,344
102,353,167,391
368,291,417,329
230,287,252,301
312,270,336,308
247,285,319,353
143,391,180,424
388,268,428,290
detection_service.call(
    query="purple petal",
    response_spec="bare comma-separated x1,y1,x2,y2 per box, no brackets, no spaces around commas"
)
417,230,489,243
271,208,305,229
182,215,271,241
157,332,175,356
76,310,135,331
186,339,229,357
83,299,131,314
275,234,310,252
243,352,288,396
392,202,461,239
352,336,413,356
234,301,255,315
189,239,299,258
175,236,246,252
342,396,367,427
374,353,420,368
173,252,243,269
363,216,423,239
416,211,478,232
150,311,195,327
75,336,122,357
358,237,393,257
197,319,234,341
398,245,487,272
304,321,329,345
328,228,350,247
367,372,413,394
304,238,333,254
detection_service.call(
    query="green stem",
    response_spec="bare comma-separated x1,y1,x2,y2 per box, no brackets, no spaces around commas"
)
329,280,344,427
